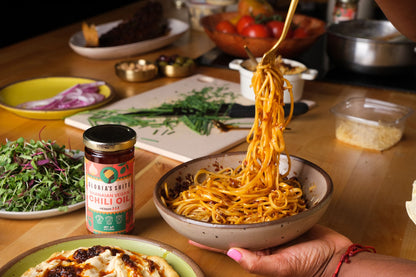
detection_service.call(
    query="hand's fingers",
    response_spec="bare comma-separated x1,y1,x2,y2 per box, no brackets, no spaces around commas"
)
227,247,290,276
188,240,227,254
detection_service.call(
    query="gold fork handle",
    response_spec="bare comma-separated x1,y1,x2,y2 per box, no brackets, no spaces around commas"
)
261,0,299,65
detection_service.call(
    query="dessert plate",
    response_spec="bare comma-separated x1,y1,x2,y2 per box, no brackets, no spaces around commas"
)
69,18,189,59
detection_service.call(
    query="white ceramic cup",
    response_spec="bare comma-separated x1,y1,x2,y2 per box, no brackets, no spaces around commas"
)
229,58,318,103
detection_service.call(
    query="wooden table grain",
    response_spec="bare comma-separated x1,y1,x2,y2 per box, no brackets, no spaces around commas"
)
1,2,416,276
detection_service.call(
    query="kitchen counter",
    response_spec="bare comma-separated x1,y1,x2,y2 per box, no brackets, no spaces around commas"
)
1,2,416,276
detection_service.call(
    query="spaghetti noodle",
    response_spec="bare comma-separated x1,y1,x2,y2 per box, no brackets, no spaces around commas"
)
162,61,306,224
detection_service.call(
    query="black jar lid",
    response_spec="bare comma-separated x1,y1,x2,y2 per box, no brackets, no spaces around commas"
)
83,124,136,152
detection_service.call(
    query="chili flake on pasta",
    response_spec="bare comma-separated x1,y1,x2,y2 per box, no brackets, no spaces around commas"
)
161,61,306,224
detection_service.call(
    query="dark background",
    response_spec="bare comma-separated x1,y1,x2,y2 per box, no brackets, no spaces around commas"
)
1,1,386,49
1,1,138,48
1,0,333,49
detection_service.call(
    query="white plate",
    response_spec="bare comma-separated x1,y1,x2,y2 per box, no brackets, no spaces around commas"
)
0,150,85,219
406,180,416,225
69,18,189,59
0,201,85,220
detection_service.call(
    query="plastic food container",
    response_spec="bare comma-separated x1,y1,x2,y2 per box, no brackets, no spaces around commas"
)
229,58,318,103
186,0,225,31
330,97,412,151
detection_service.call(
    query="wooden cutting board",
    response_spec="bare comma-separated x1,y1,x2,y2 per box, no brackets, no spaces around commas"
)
65,75,254,162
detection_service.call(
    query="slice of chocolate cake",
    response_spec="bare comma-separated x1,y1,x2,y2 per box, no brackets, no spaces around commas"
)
98,0,168,47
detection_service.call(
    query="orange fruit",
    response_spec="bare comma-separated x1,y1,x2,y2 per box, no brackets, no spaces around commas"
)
238,0,274,16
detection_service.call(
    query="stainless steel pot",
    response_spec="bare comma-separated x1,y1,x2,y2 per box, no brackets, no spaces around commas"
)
326,20,416,74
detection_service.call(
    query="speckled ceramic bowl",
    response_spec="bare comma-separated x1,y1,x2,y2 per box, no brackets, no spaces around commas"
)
153,152,333,250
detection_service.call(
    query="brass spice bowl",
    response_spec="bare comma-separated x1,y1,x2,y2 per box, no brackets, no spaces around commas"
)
115,59,158,82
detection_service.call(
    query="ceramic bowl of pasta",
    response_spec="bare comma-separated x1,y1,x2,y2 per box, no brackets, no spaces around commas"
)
153,151,333,251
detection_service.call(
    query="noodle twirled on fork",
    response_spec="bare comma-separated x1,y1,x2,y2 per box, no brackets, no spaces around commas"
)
161,62,306,224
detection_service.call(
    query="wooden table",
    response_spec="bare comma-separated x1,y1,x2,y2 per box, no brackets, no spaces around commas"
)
1,2,416,276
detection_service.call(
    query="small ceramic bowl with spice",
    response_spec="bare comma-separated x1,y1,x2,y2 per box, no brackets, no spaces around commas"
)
115,59,158,82
157,54,196,78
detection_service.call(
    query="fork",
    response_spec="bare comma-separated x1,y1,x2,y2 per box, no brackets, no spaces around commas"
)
260,0,300,66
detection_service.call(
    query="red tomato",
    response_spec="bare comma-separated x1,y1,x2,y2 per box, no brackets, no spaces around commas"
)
241,24,272,38
215,20,237,34
266,20,294,38
293,27,308,38
266,20,284,38
236,15,255,34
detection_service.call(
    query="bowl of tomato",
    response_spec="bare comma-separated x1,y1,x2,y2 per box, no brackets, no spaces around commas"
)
200,12,326,58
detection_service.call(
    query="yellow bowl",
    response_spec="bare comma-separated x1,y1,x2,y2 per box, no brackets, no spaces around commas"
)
0,77,114,120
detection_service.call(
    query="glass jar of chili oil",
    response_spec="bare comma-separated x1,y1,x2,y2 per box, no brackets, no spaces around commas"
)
83,124,136,234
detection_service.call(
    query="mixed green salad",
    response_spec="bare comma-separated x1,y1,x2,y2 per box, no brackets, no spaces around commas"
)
0,137,85,212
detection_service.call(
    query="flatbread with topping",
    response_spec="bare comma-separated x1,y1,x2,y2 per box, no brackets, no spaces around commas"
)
21,245,179,277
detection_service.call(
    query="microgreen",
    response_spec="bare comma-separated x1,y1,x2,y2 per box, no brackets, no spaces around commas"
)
0,138,85,212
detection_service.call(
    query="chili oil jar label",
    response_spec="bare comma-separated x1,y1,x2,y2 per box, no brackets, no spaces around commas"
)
83,124,136,234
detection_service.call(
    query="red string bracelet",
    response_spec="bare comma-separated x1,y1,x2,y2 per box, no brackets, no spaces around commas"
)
332,243,376,277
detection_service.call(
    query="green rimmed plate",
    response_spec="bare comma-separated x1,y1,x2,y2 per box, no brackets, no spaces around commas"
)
0,235,204,277
0,77,114,120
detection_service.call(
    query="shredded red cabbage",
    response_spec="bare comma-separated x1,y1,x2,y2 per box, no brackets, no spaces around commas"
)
18,82,106,110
